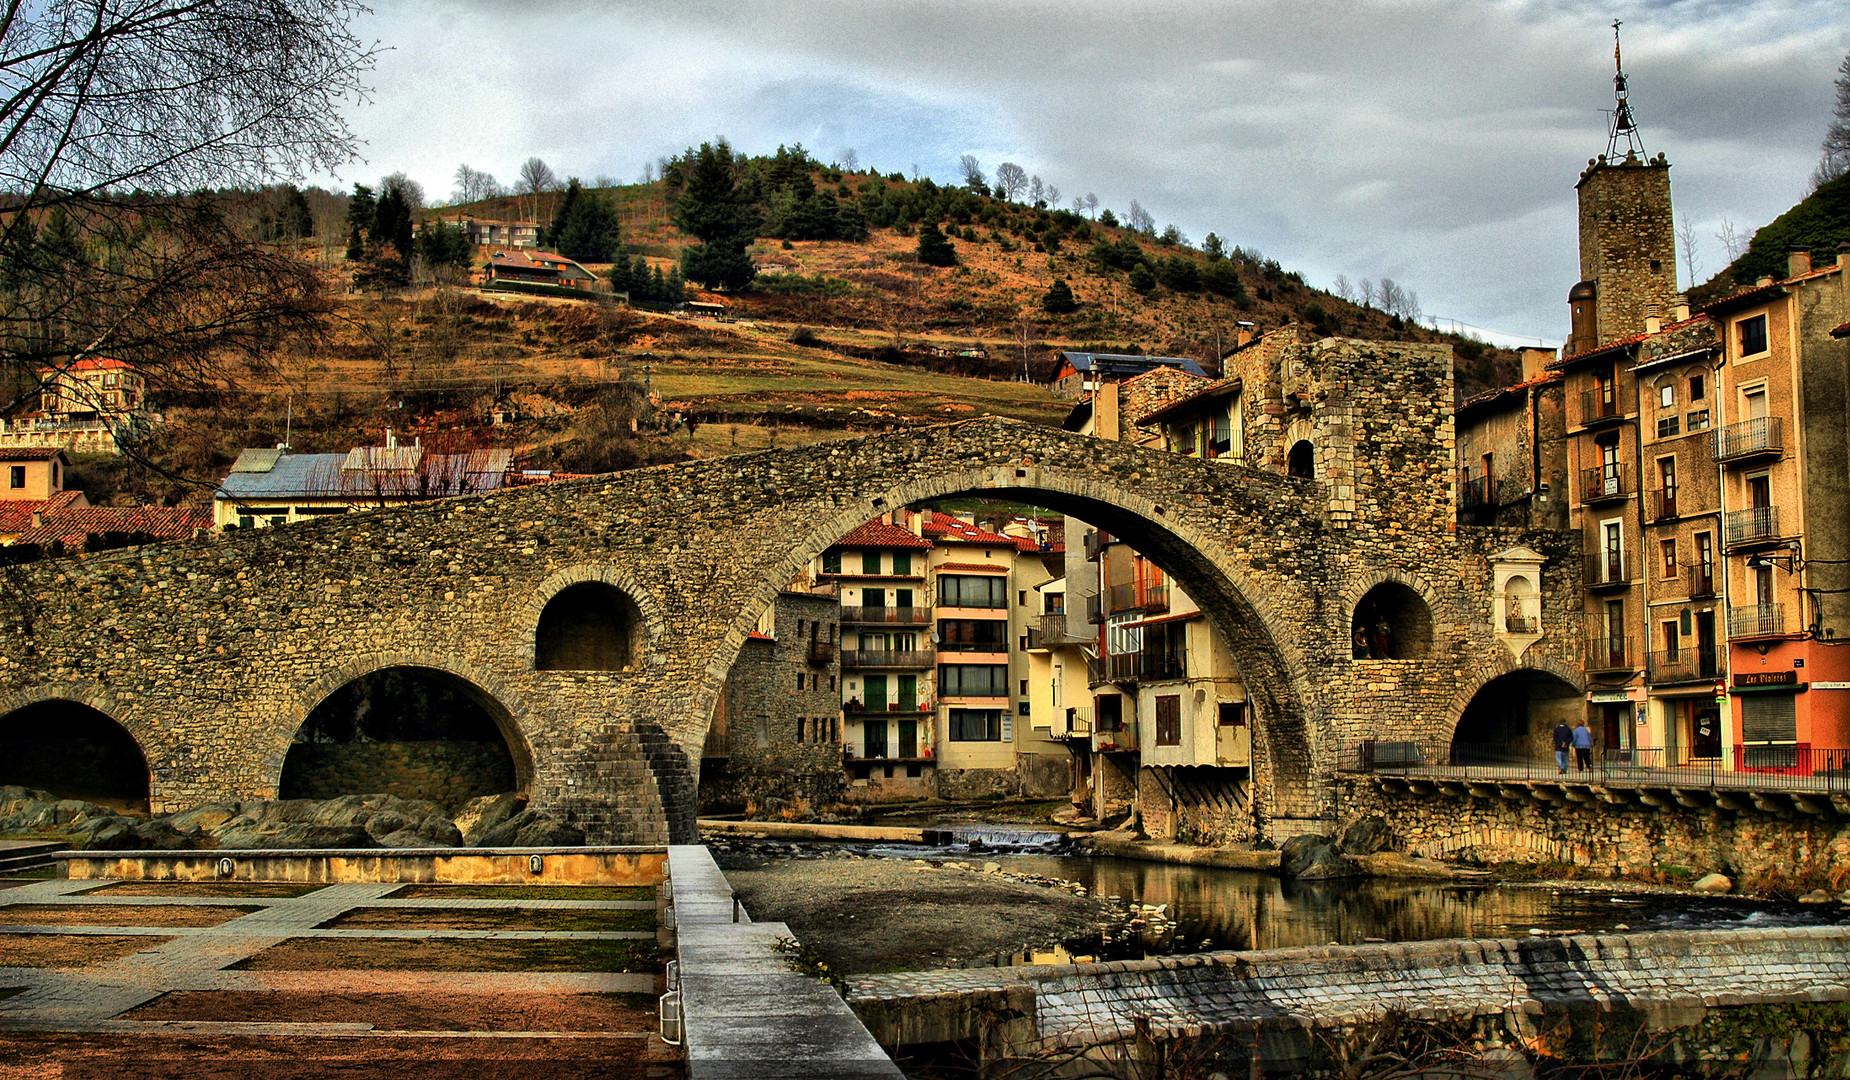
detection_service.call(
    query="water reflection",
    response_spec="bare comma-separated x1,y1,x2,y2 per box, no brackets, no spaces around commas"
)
983,853,1847,966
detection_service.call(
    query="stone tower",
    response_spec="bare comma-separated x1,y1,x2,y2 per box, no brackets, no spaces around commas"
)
1565,24,1678,356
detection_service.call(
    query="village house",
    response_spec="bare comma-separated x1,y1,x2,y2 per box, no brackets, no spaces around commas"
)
213,433,515,529
435,215,540,248
0,358,158,455
481,249,604,292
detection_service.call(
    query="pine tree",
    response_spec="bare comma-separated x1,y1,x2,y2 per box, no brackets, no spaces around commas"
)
1041,278,1077,314
917,221,957,267
284,186,315,238
551,182,621,262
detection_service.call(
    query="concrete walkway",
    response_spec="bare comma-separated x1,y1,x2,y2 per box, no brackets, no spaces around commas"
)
668,845,902,1079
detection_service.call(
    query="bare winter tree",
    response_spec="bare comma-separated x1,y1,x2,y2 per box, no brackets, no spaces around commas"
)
1332,275,1355,303
994,162,1029,202
1377,278,1422,322
1814,49,1850,189
1071,195,1087,215
0,0,378,418
958,153,985,190
381,172,425,213
1676,211,1701,289
1125,200,1156,235
839,148,858,172
1045,184,1060,209
517,156,559,222
452,164,503,205
1028,175,1045,205
1084,192,1099,218
1716,217,1745,264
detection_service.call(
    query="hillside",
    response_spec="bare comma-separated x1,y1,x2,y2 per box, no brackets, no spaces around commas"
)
1692,172,1850,302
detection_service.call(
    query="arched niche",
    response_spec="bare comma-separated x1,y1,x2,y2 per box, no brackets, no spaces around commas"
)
1351,581,1433,660
535,581,644,671
279,666,524,811
1286,440,1315,479
1451,669,1583,765
0,700,150,811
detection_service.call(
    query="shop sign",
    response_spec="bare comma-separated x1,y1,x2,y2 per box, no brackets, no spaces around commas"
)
1589,689,1631,703
1734,670,1797,688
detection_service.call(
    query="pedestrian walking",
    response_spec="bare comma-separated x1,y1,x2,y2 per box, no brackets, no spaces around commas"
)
1553,720,1573,774
1572,719,1594,771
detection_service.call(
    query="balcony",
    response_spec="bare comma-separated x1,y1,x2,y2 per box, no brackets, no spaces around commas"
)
1578,389,1624,428
1106,651,1188,683
841,605,930,626
1104,583,1139,615
1083,530,1110,561
1714,417,1783,464
1093,717,1139,753
1580,464,1632,505
1649,488,1679,520
1647,648,1720,686
840,649,934,670
1141,584,1170,614
1585,551,1630,590
1687,565,1717,598
1059,706,1094,739
1503,614,1539,635
1085,593,1104,625
844,699,932,715
1728,604,1790,641
1027,613,1080,651
807,640,835,666
1585,637,1634,674
1724,506,1781,549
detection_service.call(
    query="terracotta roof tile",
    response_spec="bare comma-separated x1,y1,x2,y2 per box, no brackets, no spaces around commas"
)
922,511,1016,546
836,520,933,550
0,447,66,462
0,490,84,532
1549,332,1647,369
10,504,209,549
934,561,1009,573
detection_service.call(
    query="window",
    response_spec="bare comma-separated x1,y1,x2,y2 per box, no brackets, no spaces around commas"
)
1737,314,1769,358
829,675,836,691
862,551,882,575
1657,457,1677,515
1155,695,1181,746
822,551,841,575
1659,384,1675,409
1687,408,1710,432
939,574,1008,608
1043,592,1065,615
795,674,805,691
1661,539,1677,575
1018,590,1028,607
1689,374,1704,402
1217,702,1247,727
238,515,255,529
938,619,1008,652
797,717,806,742
948,708,1002,741
939,664,1009,696
1019,679,1029,695
892,552,911,576
1662,621,1679,659
7,466,22,489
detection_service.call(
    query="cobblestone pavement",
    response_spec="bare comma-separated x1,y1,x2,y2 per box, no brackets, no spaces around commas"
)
0,878,662,1034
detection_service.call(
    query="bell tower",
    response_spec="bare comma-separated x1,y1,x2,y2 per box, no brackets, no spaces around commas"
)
1566,22,1678,355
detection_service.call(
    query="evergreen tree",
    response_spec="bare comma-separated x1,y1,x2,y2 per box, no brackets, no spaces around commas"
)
1042,278,1077,314
675,141,756,245
416,221,473,270
1202,259,1246,300
284,186,315,238
344,226,364,262
344,184,375,239
916,221,956,267
372,179,415,263
545,179,582,248
1128,262,1156,294
551,181,621,262
681,240,756,290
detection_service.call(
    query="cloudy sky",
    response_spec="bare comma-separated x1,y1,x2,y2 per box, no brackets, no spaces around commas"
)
339,0,1848,347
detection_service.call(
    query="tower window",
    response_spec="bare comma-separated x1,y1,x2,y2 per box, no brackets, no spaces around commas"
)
1650,260,1662,274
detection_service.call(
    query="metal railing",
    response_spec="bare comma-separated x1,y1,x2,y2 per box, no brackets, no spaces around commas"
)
1061,706,1094,737
1714,417,1783,462
844,699,930,714
1688,565,1717,597
1345,738,1850,792
1579,389,1623,427
1725,506,1780,548
807,640,835,665
840,605,929,625
1647,648,1720,685
839,649,934,670
1584,550,1630,588
1106,651,1187,682
1728,604,1786,640
1104,583,1138,614
1085,593,1104,624
1460,475,1495,509
1503,615,1539,634
1580,464,1632,503
1585,636,1633,672
1649,488,1678,520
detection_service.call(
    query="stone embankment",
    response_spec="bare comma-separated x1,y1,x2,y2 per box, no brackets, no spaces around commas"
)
0,786,585,850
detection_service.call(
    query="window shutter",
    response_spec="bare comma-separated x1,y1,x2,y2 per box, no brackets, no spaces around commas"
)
1740,694,1796,743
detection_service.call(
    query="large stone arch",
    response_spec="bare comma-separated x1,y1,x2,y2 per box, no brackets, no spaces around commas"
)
0,682,154,810
264,651,539,801
1445,655,1586,764
696,461,1328,827
513,563,668,669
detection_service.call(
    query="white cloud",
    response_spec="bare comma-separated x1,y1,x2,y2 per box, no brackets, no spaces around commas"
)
328,0,1849,344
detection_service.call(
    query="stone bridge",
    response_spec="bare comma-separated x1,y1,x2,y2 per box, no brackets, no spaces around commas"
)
0,374,1584,844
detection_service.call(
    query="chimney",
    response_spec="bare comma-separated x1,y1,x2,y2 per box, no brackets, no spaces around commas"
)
1236,321,1255,348
1518,348,1552,382
1838,241,1849,269
1645,302,1661,335
30,511,41,529
1096,382,1121,441
1788,249,1811,278
385,426,396,450
1756,276,1774,287
1674,295,1690,322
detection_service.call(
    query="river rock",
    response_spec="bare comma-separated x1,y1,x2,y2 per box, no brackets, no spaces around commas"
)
165,803,241,832
213,822,376,850
1692,872,1732,893
1337,815,1393,856
474,808,584,848
1799,889,1833,904
1280,834,1354,879
454,792,526,845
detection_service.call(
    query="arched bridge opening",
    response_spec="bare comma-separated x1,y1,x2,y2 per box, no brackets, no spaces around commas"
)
1451,669,1584,766
0,700,150,812
280,666,530,813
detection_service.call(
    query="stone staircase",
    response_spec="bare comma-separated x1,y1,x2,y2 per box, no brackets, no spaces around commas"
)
0,839,65,875
543,722,696,845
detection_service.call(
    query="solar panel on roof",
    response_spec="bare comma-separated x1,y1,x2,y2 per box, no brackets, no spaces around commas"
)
230,448,283,473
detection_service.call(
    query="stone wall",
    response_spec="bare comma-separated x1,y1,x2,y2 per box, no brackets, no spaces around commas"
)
1339,777,1850,892
1138,766,1253,845
277,741,516,812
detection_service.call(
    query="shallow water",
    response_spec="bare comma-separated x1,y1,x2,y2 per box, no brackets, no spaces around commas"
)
835,822,1849,967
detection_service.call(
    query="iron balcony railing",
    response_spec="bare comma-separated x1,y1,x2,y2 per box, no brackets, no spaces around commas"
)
1724,506,1780,548
1344,739,1850,792
1060,706,1094,738
1106,651,1187,682
1728,604,1787,640
1585,636,1633,673
839,649,934,670
1584,550,1630,589
1714,417,1783,463
807,640,835,665
1504,614,1539,634
1647,648,1720,685
844,699,931,715
1687,565,1717,597
1580,464,1632,504
1578,389,1623,427
1085,593,1104,624
840,605,930,625
1105,583,1138,614
1649,488,1678,520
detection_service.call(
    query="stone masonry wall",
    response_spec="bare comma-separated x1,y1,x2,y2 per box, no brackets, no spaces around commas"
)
0,354,1584,843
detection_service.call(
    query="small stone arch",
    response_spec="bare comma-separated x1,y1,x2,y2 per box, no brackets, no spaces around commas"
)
0,684,152,811
1445,655,1586,764
517,564,665,671
1286,440,1315,479
267,652,537,805
1347,574,1436,660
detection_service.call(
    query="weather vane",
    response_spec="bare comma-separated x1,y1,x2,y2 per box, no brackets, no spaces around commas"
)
1603,19,1649,164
